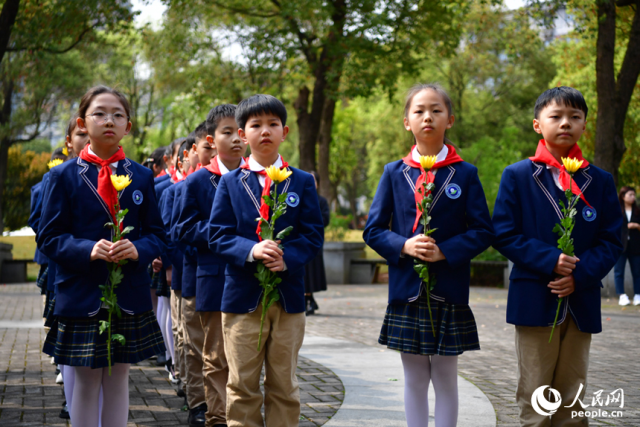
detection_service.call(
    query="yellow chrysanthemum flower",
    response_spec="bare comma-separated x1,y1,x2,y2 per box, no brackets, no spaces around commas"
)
419,155,437,171
62,147,69,156
47,159,64,169
111,174,132,192
561,157,583,174
265,165,293,184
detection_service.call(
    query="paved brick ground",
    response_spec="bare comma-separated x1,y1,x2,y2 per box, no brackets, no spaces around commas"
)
3,282,639,426
0,284,343,426
305,284,640,426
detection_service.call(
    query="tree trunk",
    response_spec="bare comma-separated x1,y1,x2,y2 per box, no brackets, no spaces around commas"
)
293,86,315,171
594,0,640,185
0,137,10,232
0,0,20,66
318,97,336,200
0,77,13,232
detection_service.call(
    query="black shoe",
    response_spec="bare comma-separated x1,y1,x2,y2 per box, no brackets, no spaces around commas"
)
59,404,70,419
177,388,186,398
188,403,207,426
305,296,315,316
155,354,168,366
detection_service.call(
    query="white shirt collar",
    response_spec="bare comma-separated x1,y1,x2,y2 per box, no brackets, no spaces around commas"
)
412,144,448,164
248,154,282,172
216,156,246,175
88,146,119,170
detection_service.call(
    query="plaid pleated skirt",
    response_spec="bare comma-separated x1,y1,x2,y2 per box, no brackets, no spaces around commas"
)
379,288,480,356
43,294,56,328
148,265,170,297
36,265,48,294
43,309,165,369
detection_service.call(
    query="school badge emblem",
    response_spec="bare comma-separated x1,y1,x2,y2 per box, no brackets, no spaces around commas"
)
582,206,596,222
132,190,143,205
286,192,300,207
445,184,462,199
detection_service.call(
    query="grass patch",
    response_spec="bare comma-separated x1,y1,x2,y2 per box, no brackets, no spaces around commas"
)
0,235,37,259
0,236,39,282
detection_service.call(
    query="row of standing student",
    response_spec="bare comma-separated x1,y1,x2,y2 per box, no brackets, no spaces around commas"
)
30,81,622,427
363,83,622,427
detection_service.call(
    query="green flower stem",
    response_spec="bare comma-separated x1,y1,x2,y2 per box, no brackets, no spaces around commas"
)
257,182,280,352
549,176,577,343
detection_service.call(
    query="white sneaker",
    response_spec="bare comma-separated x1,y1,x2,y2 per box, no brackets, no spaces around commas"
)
619,294,631,306
633,294,640,306
56,372,64,384
50,356,56,365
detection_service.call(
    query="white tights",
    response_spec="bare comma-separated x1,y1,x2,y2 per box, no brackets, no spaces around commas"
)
71,364,130,427
157,296,173,361
401,353,459,427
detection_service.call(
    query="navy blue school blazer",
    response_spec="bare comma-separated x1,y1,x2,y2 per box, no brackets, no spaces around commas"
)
492,160,622,333
208,167,324,314
37,157,167,318
29,179,48,265
158,184,183,291
155,176,173,203
175,168,226,312
170,181,198,298
155,173,170,185
364,160,495,305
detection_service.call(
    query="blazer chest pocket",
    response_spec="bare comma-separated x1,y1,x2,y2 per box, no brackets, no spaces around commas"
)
197,264,220,277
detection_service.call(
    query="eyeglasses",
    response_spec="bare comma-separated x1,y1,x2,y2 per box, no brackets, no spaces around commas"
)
86,111,129,127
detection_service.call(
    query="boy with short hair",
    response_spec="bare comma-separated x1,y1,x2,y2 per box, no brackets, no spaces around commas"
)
208,94,324,427
176,104,246,427
193,121,215,170
492,86,623,426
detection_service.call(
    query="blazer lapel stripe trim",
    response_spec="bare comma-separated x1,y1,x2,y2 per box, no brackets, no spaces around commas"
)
119,159,133,200
77,158,113,222
429,166,455,213
210,174,218,188
532,163,563,220
579,167,593,195
402,166,416,192
240,170,261,213
282,177,292,194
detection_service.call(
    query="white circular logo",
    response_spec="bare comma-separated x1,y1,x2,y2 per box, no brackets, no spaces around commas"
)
531,385,562,416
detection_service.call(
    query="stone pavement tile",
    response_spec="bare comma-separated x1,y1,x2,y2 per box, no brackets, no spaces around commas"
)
0,283,345,426
304,285,640,426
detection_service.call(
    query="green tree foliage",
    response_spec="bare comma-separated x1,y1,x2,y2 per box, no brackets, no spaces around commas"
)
162,0,472,200
3,145,49,231
549,0,640,189
0,0,135,230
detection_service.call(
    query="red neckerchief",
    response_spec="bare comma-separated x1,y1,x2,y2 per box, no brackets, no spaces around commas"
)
157,169,167,177
205,157,222,176
529,139,591,207
79,145,126,223
402,144,464,233
170,165,179,183
195,163,203,172
241,156,289,240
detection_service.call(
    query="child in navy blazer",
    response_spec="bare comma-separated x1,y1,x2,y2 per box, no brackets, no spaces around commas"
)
364,83,494,427
171,133,210,425
176,104,247,426
38,86,166,427
208,95,323,427
492,87,623,426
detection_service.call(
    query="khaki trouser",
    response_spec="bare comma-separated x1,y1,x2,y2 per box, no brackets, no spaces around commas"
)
222,303,305,427
171,290,186,391
183,295,206,409
516,314,591,427
199,311,229,426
